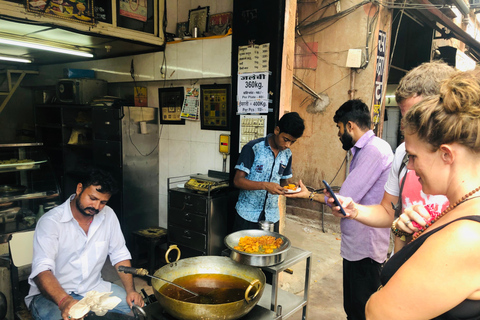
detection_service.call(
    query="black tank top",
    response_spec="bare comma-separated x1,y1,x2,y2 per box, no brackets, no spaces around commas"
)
381,216,480,320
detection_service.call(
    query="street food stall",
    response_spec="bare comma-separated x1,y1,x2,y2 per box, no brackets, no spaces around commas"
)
113,234,311,320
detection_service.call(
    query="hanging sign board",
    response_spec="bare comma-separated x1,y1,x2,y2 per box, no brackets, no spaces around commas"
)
373,30,387,128
237,72,269,114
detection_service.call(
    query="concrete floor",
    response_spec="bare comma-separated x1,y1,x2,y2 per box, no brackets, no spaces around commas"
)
132,214,346,320
279,215,345,320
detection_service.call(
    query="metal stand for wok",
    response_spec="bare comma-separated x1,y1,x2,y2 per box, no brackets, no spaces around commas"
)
258,246,311,320
141,303,282,319
138,247,311,320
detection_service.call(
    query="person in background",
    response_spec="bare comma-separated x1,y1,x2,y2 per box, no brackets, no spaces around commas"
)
287,99,393,320
26,167,144,320
366,69,480,320
324,61,454,253
233,111,305,233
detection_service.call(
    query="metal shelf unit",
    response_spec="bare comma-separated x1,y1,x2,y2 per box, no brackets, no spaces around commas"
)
258,247,311,319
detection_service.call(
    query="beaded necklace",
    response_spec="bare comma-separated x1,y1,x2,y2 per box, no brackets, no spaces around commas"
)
411,186,480,241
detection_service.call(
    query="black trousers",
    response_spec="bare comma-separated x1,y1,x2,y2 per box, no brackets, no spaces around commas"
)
232,211,280,233
343,258,383,320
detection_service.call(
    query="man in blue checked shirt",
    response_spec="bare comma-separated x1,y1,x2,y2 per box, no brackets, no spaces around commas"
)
232,112,305,233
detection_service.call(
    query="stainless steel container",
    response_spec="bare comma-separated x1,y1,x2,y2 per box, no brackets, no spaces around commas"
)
224,230,291,267
258,220,274,231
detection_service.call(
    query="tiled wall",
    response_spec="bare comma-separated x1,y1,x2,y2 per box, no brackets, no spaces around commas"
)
36,37,233,228
158,121,230,227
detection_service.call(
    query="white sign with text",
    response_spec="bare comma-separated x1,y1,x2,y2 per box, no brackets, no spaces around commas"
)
237,72,269,114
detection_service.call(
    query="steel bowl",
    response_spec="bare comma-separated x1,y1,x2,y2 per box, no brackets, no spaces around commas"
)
224,229,291,267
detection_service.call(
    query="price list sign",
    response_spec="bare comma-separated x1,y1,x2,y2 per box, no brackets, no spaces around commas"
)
237,72,269,114
238,43,270,74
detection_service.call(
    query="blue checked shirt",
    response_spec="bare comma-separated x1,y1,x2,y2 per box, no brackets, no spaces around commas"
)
235,134,293,223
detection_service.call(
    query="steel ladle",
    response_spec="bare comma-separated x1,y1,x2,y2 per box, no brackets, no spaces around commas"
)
117,266,199,297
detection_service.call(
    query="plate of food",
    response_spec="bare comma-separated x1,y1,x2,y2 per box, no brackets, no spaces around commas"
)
283,184,301,193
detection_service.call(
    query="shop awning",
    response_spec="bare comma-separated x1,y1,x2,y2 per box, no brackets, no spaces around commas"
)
408,0,480,60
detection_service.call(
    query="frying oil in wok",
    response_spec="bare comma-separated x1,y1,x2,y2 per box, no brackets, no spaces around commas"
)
159,274,257,304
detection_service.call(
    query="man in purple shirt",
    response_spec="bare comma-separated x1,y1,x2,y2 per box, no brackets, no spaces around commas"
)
287,99,393,320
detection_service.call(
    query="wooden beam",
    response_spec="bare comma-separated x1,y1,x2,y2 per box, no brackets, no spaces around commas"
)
0,70,39,115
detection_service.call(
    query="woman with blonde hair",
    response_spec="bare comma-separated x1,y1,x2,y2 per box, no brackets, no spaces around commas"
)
366,69,480,320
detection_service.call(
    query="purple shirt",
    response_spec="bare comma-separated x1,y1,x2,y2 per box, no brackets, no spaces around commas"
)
338,130,393,263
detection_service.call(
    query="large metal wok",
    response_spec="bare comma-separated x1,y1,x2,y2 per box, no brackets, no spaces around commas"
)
150,252,265,320
224,229,291,267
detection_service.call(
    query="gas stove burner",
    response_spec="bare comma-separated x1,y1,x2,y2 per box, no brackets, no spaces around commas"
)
134,302,177,320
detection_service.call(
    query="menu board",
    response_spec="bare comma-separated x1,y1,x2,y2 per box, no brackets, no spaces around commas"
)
238,43,270,74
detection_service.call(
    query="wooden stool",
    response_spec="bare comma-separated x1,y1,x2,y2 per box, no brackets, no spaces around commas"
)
131,227,167,278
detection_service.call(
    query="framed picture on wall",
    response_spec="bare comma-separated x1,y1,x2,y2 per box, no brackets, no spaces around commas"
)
200,84,231,131
208,12,232,36
176,21,188,38
27,0,95,25
159,87,185,125
188,6,209,37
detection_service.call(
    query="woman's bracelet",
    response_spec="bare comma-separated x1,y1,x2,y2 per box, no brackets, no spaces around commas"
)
391,218,410,238
309,191,316,201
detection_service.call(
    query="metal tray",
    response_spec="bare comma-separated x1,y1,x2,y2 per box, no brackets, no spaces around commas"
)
0,160,46,171
0,185,27,196
224,229,291,267
0,206,20,223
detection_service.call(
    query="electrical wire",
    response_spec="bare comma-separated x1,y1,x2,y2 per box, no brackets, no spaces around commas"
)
128,62,160,157
329,154,348,185
388,0,407,76
297,0,371,35
126,106,160,157
299,36,349,68
296,0,455,39
304,155,348,192
360,2,379,69
299,95,312,108
295,0,378,71
319,71,351,94
296,0,340,30
161,46,168,87
374,0,453,10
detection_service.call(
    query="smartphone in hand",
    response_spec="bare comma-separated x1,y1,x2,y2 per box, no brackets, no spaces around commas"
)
322,180,346,216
